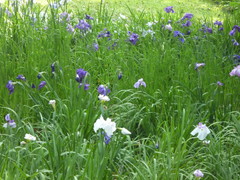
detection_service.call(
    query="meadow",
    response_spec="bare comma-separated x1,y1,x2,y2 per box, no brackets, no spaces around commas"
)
0,0,240,179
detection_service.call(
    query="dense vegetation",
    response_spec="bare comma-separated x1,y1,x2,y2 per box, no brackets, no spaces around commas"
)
0,0,240,179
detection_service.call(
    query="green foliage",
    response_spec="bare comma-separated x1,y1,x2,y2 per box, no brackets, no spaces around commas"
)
0,0,240,179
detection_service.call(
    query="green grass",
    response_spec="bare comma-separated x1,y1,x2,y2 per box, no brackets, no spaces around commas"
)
0,0,240,179
73,0,224,19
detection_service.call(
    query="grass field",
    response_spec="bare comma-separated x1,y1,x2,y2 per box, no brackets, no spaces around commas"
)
0,0,240,179
73,0,223,17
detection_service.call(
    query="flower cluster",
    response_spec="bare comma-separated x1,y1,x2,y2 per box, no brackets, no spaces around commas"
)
59,12,71,22
66,24,74,33
98,29,112,39
181,13,193,21
173,31,185,42
164,6,175,13
75,20,91,31
128,31,139,45
173,31,184,37
214,20,223,31
16,75,26,81
182,20,192,27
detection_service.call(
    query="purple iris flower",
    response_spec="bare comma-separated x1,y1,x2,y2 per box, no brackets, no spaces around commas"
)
75,20,91,31
85,15,94,20
5,114,11,121
3,114,16,128
233,41,239,46
232,39,239,46
206,28,213,33
84,84,90,90
128,32,139,45
78,83,90,90
182,21,192,27
219,27,224,31
108,42,118,50
51,63,55,73
66,24,75,33
104,134,111,144
214,20,223,26
31,84,36,88
233,25,240,32
38,81,46,90
76,68,88,83
229,25,240,36
93,43,99,51
98,29,111,38
134,78,146,88
195,63,205,70
179,38,185,43
181,13,193,20
201,25,212,33
6,81,14,94
98,85,111,95
173,31,184,37
229,29,236,36
118,72,123,80
37,73,42,79
60,12,70,22
217,81,224,86
233,55,240,60
164,6,175,13
16,75,26,81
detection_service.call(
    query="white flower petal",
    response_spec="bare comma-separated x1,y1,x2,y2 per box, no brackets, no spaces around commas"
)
197,128,210,140
98,94,110,101
24,134,36,141
49,100,56,105
104,118,116,136
94,115,106,133
3,123,8,128
120,128,131,135
191,123,210,140
190,127,199,136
